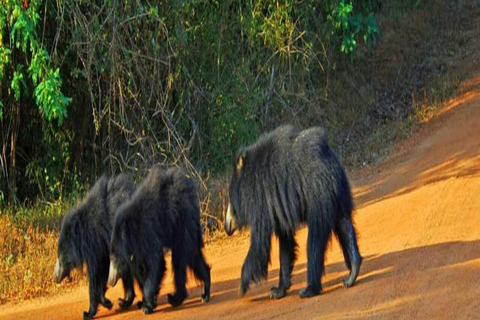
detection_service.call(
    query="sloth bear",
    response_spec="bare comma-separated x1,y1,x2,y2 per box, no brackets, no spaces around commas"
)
54,174,136,319
224,125,362,299
108,166,211,315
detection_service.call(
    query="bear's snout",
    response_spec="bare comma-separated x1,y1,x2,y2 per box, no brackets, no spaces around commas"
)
224,203,237,236
108,260,120,287
54,259,64,283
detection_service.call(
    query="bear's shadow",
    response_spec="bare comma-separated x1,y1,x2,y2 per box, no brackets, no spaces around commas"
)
98,239,480,316
163,239,480,309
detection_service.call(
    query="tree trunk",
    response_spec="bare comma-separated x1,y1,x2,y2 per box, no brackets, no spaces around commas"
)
8,103,19,204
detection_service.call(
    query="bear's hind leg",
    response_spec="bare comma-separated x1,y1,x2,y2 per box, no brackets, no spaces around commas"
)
300,217,331,298
335,224,351,271
189,252,211,303
270,232,297,299
336,217,362,288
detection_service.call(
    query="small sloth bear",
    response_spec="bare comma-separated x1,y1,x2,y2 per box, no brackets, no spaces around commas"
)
108,166,211,315
55,174,136,319
225,125,362,299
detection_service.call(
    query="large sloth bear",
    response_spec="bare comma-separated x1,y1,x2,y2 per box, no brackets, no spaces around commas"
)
108,166,211,315
54,174,136,319
224,125,362,299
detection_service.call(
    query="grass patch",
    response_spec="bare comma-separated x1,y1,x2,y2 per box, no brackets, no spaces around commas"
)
412,73,463,123
0,206,86,304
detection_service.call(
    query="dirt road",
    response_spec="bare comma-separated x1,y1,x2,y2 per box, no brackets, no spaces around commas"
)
1,77,479,320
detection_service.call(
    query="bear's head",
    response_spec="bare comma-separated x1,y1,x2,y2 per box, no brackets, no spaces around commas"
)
54,208,84,283
108,202,132,287
225,150,247,236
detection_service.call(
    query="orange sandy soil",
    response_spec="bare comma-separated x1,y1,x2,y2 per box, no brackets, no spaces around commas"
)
1,76,480,319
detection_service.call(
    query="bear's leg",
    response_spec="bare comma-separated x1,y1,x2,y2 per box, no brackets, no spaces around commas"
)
99,263,113,311
136,280,145,310
168,241,188,308
336,217,362,288
141,256,165,315
335,225,351,271
240,220,272,296
270,232,297,299
100,295,113,310
189,252,211,303
84,261,113,319
83,281,100,319
119,268,135,309
300,217,331,298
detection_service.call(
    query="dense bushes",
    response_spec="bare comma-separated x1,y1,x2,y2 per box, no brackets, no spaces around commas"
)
0,0,379,203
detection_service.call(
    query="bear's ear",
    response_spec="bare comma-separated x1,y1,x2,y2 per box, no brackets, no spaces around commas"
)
236,156,243,172
235,150,246,174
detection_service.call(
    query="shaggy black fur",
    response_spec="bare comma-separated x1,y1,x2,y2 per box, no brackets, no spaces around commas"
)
109,166,211,315
55,174,136,319
225,125,362,299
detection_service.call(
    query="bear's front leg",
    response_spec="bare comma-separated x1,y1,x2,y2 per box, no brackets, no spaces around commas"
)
100,296,113,310
240,222,272,296
141,256,165,314
84,281,99,319
270,232,297,299
119,270,135,309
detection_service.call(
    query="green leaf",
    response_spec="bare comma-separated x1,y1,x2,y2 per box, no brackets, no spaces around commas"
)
0,47,11,79
34,68,71,124
11,66,25,101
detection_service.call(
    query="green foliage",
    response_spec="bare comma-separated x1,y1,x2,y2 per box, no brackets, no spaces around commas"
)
363,13,380,47
1,0,70,123
10,1,40,51
34,68,70,123
0,0,74,202
244,0,295,52
11,65,24,100
1,0,381,202
327,0,380,57
242,0,380,58
0,33,9,119
206,87,260,172
0,47,11,79
25,123,75,200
